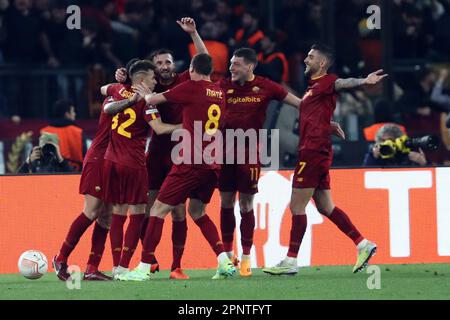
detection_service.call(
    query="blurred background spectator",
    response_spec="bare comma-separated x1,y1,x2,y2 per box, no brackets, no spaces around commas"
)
17,132,73,173
362,123,428,167
0,0,449,173
40,98,86,172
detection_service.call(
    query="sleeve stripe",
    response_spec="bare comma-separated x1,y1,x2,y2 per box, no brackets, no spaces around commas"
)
146,108,159,115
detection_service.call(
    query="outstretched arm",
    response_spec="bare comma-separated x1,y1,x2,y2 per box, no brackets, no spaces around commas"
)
334,69,388,91
149,118,182,135
282,92,302,109
177,17,208,55
134,83,168,105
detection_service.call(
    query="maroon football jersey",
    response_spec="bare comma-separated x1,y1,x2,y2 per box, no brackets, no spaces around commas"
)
149,70,190,150
163,79,225,169
104,84,160,168
220,76,288,131
299,73,338,154
84,84,127,163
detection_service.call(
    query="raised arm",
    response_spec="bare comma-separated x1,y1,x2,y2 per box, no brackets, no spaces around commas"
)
334,69,388,91
177,17,208,55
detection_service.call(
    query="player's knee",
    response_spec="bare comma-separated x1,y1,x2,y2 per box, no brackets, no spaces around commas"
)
96,214,111,229
189,210,204,221
220,193,236,208
150,201,169,219
289,201,306,215
239,198,253,213
172,205,186,221
317,206,332,217
84,209,100,220
188,203,204,220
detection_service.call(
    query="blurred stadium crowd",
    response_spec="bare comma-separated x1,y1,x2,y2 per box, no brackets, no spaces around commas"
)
0,0,449,172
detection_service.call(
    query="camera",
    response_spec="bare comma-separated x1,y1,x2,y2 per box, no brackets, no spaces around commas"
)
379,135,439,159
38,132,59,163
40,143,58,163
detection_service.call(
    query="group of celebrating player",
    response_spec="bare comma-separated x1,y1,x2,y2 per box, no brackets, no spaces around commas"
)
52,17,386,282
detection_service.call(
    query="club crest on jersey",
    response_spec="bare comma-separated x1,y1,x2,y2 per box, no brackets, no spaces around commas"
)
252,86,260,93
119,88,134,99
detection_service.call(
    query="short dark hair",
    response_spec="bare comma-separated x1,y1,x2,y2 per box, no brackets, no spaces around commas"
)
125,58,140,73
52,99,74,119
233,47,258,66
191,53,213,76
311,43,335,66
129,60,156,77
148,48,175,62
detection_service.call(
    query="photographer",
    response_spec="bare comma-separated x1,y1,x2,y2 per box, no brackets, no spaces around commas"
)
17,133,73,174
363,124,428,167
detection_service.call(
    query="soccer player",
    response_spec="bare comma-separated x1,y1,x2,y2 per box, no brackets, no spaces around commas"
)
116,53,236,281
114,17,208,279
262,44,386,275
102,60,181,279
52,58,140,281
217,48,344,277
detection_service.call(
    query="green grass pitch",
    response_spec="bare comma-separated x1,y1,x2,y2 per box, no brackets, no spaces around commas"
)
1,263,449,300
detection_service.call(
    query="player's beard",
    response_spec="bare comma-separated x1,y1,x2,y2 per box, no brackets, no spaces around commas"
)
304,65,312,76
158,70,174,81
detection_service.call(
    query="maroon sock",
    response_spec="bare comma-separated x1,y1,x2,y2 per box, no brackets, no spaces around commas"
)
119,214,145,268
86,222,109,269
287,214,307,258
57,213,93,263
140,216,149,245
194,214,224,256
171,219,187,271
110,214,127,267
240,210,255,255
220,207,235,252
327,207,364,245
141,216,165,264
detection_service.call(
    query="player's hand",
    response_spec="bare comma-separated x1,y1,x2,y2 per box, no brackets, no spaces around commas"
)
176,17,197,34
134,83,152,99
331,121,345,140
408,149,427,165
129,92,141,103
115,68,127,83
28,147,42,163
363,69,388,85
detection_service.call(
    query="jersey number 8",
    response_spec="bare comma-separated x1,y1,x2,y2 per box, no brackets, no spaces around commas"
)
205,104,221,135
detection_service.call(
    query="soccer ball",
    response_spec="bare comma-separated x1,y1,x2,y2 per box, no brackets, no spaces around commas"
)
18,250,48,279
